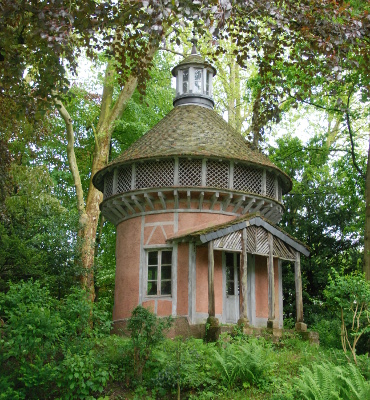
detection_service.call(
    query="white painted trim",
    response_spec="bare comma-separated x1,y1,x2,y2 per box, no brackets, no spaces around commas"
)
143,244,172,249
188,243,197,323
201,159,207,186
139,215,145,304
172,243,178,316
144,221,175,227
229,161,234,190
145,226,157,245
174,157,179,186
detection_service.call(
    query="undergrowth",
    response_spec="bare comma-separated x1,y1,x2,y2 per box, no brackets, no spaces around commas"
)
1,281,369,399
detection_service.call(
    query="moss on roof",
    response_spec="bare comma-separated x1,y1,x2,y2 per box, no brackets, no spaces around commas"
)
171,54,216,76
94,105,291,191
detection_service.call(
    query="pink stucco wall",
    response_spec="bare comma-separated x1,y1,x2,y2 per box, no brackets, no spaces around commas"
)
177,243,189,316
255,255,280,320
114,211,282,325
214,251,223,315
114,216,142,320
196,246,208,314
114,212,234,320
178,212,235,235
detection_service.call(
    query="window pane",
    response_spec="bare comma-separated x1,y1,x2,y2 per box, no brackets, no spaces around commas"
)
182,69,189,93
225,252,233,267
148,281,157,295
148,266,157,280
162,251,172,265
195,69,202,80
226,264,234,282
161,280,171,295
161,265,171,280
227,281,235,295
148,252,158,265
194,69,202,93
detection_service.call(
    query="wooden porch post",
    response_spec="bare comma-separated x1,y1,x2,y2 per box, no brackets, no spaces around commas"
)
206,240,219,341
267,232,276,329
238,228,249,326
208,240,215,317
294,251,307,331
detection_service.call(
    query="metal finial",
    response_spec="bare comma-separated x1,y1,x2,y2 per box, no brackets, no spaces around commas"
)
190,33,198,55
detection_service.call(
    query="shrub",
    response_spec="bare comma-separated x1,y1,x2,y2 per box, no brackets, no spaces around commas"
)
0,280,112,399
324,271,370,364
124,305,172,385
151,337,216,395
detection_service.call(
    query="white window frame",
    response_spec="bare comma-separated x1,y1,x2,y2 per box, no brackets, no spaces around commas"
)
145,248,173,297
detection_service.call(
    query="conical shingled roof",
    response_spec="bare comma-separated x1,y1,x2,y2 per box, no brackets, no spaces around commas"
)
171,54,216,76
93,104,292,192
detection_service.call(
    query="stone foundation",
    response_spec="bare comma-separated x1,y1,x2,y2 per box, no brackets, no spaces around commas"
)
112,317,319,344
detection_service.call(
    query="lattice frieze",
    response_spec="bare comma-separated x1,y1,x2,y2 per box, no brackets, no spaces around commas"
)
233,164,262,194
206,160,229,188
135,160,175,189
104,172,113,199
273,236,296,260
214,232,241,250
246,225,257,253
255,227,269,254
117,165,132,193
179,158,202,186
266,172,275,199
211,225,297,260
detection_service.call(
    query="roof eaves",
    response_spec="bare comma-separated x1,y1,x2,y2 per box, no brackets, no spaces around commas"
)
168,213,310,256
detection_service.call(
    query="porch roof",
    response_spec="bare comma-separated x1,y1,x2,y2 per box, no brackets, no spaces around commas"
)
167,213,310,257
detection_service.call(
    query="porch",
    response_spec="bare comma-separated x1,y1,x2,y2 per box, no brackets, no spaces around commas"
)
167,213,310,339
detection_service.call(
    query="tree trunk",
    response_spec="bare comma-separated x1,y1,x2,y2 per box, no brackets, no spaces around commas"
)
364,134,370,280
79,70,139,300
56,43,157,299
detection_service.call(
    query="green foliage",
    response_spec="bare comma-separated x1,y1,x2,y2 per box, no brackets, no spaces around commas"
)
269,133,365,324
324,271,370,363
310,317,342,350
58,351,110,399
0,165,81,296
151,337,216,394
0,280,112,399
211,337,275,390
294,362,370,400
125,306,173,384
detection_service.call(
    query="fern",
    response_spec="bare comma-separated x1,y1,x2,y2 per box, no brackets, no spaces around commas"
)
211,339,274,389
337,363,370,400
294,362,369,400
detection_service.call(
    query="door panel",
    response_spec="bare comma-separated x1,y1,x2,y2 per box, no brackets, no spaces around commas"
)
223,252,240,323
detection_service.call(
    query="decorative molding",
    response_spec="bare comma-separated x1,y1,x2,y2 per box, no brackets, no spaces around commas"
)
101,188,285,228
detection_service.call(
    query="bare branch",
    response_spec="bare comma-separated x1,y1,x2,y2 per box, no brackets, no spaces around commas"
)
53,93,86,218
345,92,365,179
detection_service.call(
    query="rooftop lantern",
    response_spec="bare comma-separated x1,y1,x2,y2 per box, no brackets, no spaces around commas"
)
171,38,217,109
